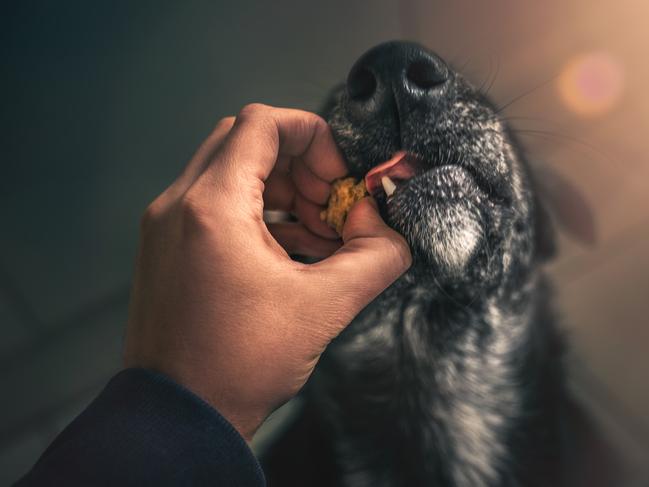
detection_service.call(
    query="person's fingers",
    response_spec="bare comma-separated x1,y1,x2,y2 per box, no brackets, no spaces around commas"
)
274,154,292,173
306,198,412,333
294,193,339,239
290,160,331,205
263,169,296,211
267,222,342,258
195,104,347,199
164,117,236,204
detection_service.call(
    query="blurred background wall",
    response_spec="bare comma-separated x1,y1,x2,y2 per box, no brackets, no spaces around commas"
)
1,1,647,484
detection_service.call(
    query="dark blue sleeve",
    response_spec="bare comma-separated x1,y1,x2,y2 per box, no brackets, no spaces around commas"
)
15,368,266,486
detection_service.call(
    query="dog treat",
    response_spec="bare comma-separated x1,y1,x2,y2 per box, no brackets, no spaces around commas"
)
320,177,368,235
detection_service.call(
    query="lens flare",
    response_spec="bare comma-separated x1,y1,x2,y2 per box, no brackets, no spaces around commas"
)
557,51,625,117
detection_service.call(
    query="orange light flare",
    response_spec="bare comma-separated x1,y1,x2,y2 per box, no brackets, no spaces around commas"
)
557,51,625,117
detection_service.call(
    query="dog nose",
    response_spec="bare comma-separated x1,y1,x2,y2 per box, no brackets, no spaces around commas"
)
346,41,449,123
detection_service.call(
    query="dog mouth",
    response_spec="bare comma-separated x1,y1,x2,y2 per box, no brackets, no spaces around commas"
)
364,151,417,198
364,151,494,203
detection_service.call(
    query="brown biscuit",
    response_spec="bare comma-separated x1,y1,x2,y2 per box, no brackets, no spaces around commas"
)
320,177,368,235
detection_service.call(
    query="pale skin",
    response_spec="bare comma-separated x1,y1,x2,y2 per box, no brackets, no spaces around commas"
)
124,104,412,441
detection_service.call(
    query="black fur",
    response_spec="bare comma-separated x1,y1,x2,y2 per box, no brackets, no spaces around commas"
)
263,42,615,487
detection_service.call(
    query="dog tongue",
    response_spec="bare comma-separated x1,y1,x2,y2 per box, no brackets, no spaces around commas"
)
364,151,417,197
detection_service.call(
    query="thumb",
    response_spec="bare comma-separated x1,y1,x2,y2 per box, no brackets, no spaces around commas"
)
309,197,412,330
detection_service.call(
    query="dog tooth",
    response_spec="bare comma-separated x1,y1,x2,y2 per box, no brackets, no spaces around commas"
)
381,176,397,197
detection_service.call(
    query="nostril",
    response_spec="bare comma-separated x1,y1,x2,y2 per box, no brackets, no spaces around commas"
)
347,67,377,101
406,60,446,90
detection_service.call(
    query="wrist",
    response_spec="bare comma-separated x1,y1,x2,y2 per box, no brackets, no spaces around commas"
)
146,365,268,443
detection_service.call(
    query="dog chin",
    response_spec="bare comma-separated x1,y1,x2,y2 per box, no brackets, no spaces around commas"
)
412,203,482,276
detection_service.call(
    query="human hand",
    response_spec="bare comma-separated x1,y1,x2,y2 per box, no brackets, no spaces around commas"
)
123,104,411,441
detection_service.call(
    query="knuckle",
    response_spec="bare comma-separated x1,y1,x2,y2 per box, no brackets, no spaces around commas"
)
216,116,235,131
140,199,164,230
310,112,327,131
292,110,327,138
238,102,269,120
303,111,330,140
178,190,213,232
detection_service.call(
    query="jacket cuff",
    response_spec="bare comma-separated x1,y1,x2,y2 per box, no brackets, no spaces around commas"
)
17,368,265,486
